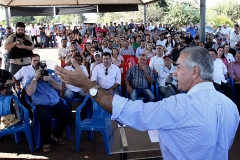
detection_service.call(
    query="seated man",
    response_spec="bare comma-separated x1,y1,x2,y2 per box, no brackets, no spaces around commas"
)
14,54,40,118
64,55,91,119
209,48,234,100
125,54,155,102
14,54,40,89
119,40,135,56
158,55,178,98
25,62,72,152
91,52,121,95
228,51,240,110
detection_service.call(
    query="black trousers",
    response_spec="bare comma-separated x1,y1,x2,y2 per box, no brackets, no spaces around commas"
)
36,102,72,145
31,35,39,47
213,82,234,101
234,84,240,111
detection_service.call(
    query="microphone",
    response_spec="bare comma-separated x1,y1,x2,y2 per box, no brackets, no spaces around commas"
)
165,75,181,94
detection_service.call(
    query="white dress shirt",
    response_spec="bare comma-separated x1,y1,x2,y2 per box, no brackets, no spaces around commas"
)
156,39,167,46
64,65,89,92
29,28,38,36
91,63,121,89
222,27,230,35
111,82,239,160
149,55,164,72
224,53,235,63
157,64,177,86
57,47,68,58
212,58,228,84
14,65,35,87
136,47,145,57
229,30,240,48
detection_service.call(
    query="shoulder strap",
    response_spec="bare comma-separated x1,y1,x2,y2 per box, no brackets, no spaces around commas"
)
13,36,16,42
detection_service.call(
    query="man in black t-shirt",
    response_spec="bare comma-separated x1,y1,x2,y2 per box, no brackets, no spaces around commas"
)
0,57,13,96
185,32,193,46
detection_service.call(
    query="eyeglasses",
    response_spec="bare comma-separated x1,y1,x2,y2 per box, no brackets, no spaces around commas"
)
74,58,82,61
105,68,108,75
71,50,75,52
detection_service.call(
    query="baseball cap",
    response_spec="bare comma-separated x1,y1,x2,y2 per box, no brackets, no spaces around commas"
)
163,54,172,60
94,51,101,57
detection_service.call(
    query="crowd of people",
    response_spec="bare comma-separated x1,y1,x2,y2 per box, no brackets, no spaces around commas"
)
0,19,239,155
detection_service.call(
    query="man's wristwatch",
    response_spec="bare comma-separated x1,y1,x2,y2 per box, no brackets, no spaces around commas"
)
89,85,100,97
33,77,38,81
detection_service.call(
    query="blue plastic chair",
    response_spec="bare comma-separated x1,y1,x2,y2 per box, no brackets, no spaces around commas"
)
25,94,70,148
125,85,155,101
155,83,164,101
75,95,111,155
0,95,34,152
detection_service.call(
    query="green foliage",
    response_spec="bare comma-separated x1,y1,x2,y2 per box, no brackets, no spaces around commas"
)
95,2,164,24
34,16,54,24
211,0,240,21
162,2,200,27
212,15,234,28
58,14,87,25
10,16,35,26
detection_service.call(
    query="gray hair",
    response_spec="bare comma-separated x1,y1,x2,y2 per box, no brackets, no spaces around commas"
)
180,47,214,81
236,51,240,56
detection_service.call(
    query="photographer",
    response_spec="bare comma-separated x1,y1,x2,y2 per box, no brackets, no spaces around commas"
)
4,22,34,76
25,61,72,152
0,57,13,96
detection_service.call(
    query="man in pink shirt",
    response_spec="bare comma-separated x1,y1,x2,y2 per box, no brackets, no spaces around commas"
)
228,51,240,110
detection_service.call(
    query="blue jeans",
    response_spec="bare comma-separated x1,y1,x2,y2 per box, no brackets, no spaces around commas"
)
35,101,72,145
130,88,155,102
46,36,53,48
52,35,57,47
40,35,46,47
64,89,92,120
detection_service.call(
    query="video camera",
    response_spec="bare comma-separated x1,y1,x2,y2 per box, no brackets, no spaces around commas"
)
0,78,14,91
37,60,49,76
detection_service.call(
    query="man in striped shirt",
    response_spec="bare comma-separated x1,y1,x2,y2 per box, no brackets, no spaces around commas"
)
55,47,239,160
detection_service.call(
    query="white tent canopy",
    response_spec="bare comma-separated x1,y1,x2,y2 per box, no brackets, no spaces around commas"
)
0,0,158,6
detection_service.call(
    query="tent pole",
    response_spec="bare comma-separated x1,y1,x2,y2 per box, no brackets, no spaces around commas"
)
5,7,10,27
143,4,146,25
200,0,206,42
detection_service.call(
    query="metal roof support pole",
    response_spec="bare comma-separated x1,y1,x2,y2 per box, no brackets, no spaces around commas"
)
143,4,146,25
5,7,10,27
200,0,206,42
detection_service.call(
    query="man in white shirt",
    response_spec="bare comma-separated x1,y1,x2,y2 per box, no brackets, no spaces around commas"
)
230,24,240,48
136,40,145,58
149,45,164,74
45,25,53,48
103,41,113,54
223,44,235,63
156,34,167,46
222,24,230,35
91,52,121,95
119,40,135,56
157,54,177,98
14,54,40,89
29,24,39,48
209,48,234,100
57,37,68,67
64,55,90,110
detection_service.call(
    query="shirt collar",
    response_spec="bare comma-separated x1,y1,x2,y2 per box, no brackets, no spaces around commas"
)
101,63,113,69
187,82,215,95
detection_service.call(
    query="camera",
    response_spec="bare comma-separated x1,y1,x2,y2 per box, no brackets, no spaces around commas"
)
38,61,49,76
22,39,33,46
0,78,14,91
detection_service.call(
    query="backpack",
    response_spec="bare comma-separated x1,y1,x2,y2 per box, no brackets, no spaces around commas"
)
7,36,33,59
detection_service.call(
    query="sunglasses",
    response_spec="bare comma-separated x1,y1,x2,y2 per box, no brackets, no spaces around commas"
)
71,50,75,52
105,68,108,75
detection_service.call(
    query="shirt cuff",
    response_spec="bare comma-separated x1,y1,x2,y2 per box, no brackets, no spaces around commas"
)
111,95,129,120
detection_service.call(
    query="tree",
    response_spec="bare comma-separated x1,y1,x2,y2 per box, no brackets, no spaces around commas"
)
211,0,240,22
58,14,87,25
10,16,35,26
162,1,200,27
34,16,54,24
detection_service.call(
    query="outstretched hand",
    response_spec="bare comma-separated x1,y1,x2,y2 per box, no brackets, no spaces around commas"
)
54,60,92,91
